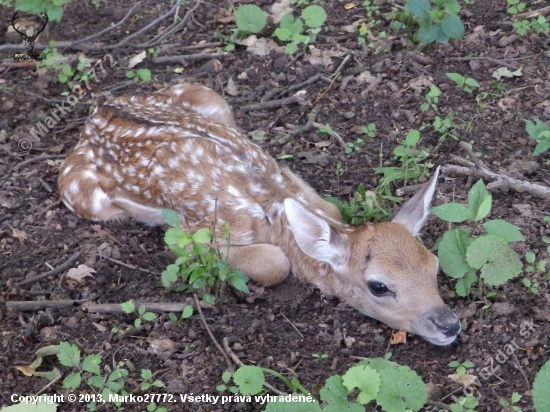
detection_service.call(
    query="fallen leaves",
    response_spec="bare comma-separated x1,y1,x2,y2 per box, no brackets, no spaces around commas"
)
390,330,407,344
66,264,96,283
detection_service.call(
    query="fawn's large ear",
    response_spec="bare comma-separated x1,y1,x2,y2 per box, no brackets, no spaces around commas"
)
392,166,440,236
284,198,349,269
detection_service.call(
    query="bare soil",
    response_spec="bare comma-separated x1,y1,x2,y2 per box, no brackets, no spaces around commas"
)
0,1,549,411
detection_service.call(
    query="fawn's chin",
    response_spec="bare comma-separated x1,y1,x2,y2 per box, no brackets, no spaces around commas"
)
424,335,458,346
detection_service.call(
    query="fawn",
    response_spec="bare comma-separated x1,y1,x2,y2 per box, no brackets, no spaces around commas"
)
58,83,460,346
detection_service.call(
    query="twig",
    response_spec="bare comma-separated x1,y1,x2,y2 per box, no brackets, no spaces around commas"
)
193,294,233,373
313,122,346,149
13,154,66,173
442,141,550,200
510,350,531,391
280,313,304,338
396,182,427,197
83,301,191,314
222,337,283,395
360,74,386,98
447,56,520,71
98,253,158,275
516,5,550,19
312,54,352,105
25,91,92,105
35,375,62,396
16,248,83,287
180,42,222,50
240,95,309,112
270,104,322,146
6,300,87,312
427,400,452,411
275,74,322,99
152,52,229,64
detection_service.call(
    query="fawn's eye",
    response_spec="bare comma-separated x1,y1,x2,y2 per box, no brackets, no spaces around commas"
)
368,281,390,296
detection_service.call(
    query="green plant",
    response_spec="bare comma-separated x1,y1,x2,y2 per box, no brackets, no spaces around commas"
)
421,84,441,112
317,123,334,135
533,359,550,411
432,179,525,297
125,68,152,83
335,162,344,176
362,123,377,138
325,184,392,225
433,112,459,141
345,138,364,154
525,119,550,156
273,5,327,54
450,394,479,412
404,0,464,45
148,47,161,58
161,209,249,303
120,302,157,328
506,0,525,15
16,0,70,23
513,19,530,36
375,129,432,194
138,368,165,391
512,15,550,36
235,4,267,34
167,304,194,323
448,360,475,375
499,392,523,412
312,353,329,359
446,73,480,94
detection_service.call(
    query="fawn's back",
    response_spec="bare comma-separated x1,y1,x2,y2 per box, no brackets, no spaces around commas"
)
59,83,460,346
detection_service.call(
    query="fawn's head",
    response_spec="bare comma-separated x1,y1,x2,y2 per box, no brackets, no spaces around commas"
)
285,167,460,345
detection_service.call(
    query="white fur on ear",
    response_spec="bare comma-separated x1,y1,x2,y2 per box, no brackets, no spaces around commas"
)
284,198,347,268
392,166,440,236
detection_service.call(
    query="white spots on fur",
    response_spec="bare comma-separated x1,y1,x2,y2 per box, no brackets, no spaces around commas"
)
168,157,179,169
61,164,73,176
69,181,79,194
86,149,94,161
91,187,109,213
227,185,241,198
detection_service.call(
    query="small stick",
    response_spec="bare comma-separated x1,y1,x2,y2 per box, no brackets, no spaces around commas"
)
25,91,92,105
193,294,234,373
312,54,352,105
280,313,304,338
427,400,451,411
98,253,157,275
516,5,550,19
396,182,426,197
83,302,191,314
16,248,83,287
447,56,520,71
313,122,346,149
6,300,87,312
152,53,229,64
275,74,322,98
13,154,66,173
240,95,309,112
510,350,531,391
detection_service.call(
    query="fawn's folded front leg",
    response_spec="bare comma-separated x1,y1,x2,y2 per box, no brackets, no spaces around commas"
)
223,244,290,286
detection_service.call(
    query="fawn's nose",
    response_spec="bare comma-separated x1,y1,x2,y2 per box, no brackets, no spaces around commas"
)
430,306,461,337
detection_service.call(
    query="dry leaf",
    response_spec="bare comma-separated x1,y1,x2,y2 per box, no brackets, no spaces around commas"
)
48,144,64,152
344,3,357,10
247,38,285,56
92,322,108,332
448,373,478,387
10,226,28,243
14,365,36,377
498,97,517,112
390,330,407,344
492,67,522,81
306,46,344,68
271,0,293,23
66,264,96,282
409,75,434,93
236,34,258,47
357,71,377,84
214,8,235,23
128,51,146,68
225,77,239,96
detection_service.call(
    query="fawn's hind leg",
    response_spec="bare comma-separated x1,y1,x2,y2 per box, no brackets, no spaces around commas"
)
224,244,290,286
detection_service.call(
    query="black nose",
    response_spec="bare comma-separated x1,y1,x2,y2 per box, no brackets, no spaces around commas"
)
431,307,461,337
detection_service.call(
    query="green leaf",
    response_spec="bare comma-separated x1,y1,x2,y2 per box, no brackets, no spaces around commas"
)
235,4,267,34
533,138,550,156
181,305,193,319
138,305,146,316
441,14,464,39
192,228,212,243
161,209,180,227
16,0,46,14
301,5,327,28
82,354,102,374
342,365,380,404
203,293,216,304
120,301,135,313
438,229,473,279
125,70,135,79
88,375,105,388
229,275,250,293
466,235,522,286
57,342,80,368
533,360,550,412
164,227,191,247
320,375,363,412
446,72,463,85
464,78,480,88
265,397,322,412
431,203,470,223
525,119,549,140
467,180,491,221
138,68,152,82
404,129,420,146
418,25,439,44
161,264,179,287
404,0,432,19
274,27,292,41
62,372,82,389
141,368,153,380
483,220,525,242
233,365,264,395
142,312,156,321
462,361,475,368
45,3,63,23
455,271,477,297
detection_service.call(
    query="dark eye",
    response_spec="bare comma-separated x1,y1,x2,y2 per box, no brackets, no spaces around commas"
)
368,282,389,296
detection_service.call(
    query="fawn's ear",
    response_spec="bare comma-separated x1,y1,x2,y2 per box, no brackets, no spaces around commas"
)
284,198,349,269
392,166,440,236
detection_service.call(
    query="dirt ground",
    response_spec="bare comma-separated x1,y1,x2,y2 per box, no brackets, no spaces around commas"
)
1,0,549,411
